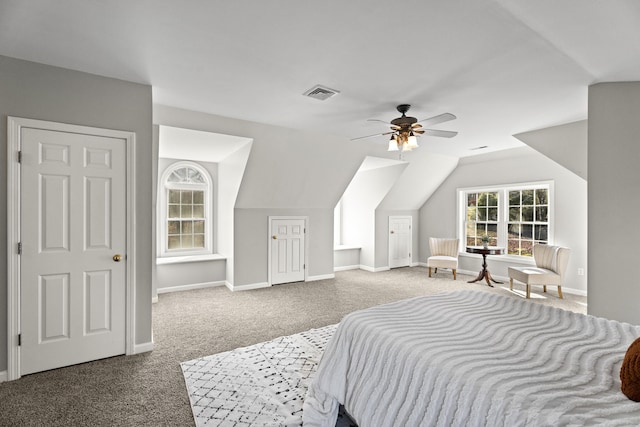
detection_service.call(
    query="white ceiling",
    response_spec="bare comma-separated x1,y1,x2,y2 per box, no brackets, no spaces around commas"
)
1,0,639,158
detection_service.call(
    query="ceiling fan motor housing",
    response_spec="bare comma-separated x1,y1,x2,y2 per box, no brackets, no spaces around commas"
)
391,104,418,128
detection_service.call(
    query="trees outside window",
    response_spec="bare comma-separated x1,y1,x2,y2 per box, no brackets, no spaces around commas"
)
459,182,552,257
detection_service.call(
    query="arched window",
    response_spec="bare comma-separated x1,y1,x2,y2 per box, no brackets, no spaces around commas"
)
159,162,212,257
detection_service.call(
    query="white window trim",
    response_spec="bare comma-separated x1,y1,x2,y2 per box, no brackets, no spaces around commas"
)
158,161,213,258
457,180,554,261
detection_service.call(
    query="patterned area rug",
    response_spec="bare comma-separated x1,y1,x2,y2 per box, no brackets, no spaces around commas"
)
181,324,355,426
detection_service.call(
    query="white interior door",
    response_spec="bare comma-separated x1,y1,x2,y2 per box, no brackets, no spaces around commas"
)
389,216,412,268
20,127,127,375
270,218,306,285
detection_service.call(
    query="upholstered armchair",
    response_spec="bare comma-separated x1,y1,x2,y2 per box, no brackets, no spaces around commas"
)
427,238,460,280
508,244,571,299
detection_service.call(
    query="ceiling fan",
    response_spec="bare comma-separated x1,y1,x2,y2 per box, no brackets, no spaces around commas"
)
352,104,458,152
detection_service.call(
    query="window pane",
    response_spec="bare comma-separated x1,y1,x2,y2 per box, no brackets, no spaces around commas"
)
466,237,475,247
168,204,180,218
194,220,205,233
535,189,548,205
536,206,548,222
521,224,533,239
509,191,520,205
478,193,488,207
181,205,193,218
168,189,181,203
181,190,193,204
507,238,519,255
522,190,534,205
521,240,534,256
168,236,181,249
522,206,533,222
487,192,498,206
194,234,205,248
476,223,486,235
193,205,204,218
509,207,520,222
535,225,548,241
478,208,487,221
487,223,497,237
193,191,204,204
167,221,180,235
181,235,193,248
467,193,477,206
487,207,498,221
508,224,520,238
182,221,193,234
466,206,476,221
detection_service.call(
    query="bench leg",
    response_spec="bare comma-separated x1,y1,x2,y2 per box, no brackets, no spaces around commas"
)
428,267,432,277
509,277,513,291
543,285,547,293
526,285,531,299
557,286,563,299
453,269,457,280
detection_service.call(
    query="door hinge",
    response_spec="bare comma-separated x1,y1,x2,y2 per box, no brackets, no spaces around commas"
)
17,242,22,255
17,151,22,163
18,334,21,346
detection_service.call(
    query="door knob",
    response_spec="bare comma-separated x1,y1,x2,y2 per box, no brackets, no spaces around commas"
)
272,235,277,240
113,254,122,262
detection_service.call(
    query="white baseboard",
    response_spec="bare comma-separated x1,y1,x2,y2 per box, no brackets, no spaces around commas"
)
0,370,7,383
359,265,390,272
334,265,360,272
417,262,428,267
157,281,225,295
227,281,270,292
133,341,154,354
307,274,335,282
152,295,159,304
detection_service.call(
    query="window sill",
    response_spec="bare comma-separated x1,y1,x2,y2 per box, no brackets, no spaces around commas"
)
156,254,226,265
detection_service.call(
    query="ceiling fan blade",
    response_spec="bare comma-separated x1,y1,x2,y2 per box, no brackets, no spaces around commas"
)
423,129,458,138
367,118,401,130
350,131,395,141
411,123,423,129
418,113,457,127
413,129,425,135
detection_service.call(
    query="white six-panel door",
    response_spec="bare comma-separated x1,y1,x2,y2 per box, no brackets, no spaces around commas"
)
389,216,412,268
20,128,127,375
270,218,306,285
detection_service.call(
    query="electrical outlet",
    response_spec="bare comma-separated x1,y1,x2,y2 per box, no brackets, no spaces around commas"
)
577,268,585,276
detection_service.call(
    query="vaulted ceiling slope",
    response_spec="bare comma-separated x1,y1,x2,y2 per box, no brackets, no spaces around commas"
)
1,0,639,159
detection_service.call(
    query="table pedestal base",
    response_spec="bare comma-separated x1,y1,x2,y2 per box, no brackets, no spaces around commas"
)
467,252,503,287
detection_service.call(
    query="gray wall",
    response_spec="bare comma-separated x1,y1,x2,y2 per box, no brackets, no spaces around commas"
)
420,146,588,294
588,82,640,325
0,55,153,370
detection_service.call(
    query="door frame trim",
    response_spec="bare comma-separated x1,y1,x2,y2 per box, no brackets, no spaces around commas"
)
388,215,413,269
6,117,137,381
267,216,308,286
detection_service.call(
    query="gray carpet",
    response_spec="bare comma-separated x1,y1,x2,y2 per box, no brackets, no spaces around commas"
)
0,267,586,426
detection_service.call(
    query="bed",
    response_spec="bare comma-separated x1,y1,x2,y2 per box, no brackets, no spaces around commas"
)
302,290,640,426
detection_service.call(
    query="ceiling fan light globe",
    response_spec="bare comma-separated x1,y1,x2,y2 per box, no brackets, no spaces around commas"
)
388,140,399,151
407,135,419,149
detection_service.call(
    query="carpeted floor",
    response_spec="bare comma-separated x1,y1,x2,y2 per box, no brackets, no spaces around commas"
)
0,267,586,426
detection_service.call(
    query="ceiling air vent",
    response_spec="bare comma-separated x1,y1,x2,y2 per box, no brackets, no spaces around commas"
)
303,85,340,101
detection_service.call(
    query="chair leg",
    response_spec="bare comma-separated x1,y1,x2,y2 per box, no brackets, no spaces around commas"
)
453,269,457,280
557,286,563,299
526,285,531,299
509,278,513,291
434,268,438,274
543,285,547,293
428,267,432,277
